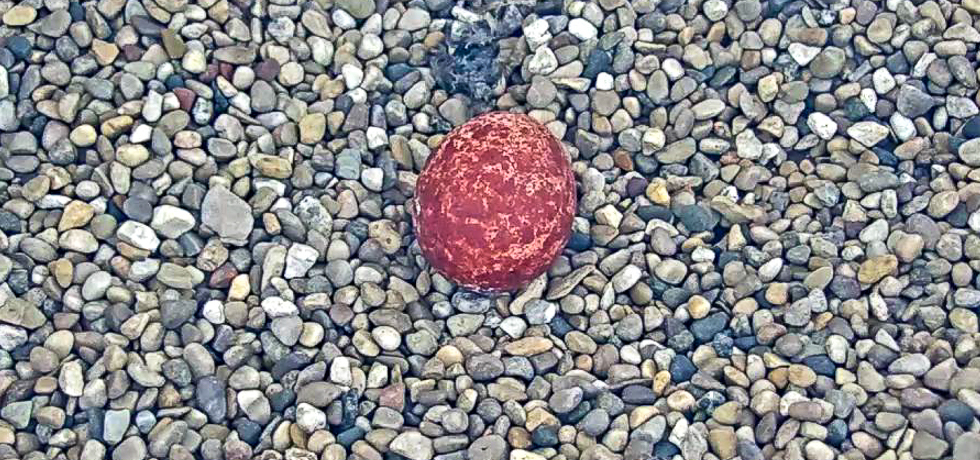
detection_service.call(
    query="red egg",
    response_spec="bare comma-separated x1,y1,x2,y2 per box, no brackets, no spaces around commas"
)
415,112,577,291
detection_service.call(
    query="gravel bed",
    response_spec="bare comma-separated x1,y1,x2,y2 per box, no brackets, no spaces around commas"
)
0,0,978,460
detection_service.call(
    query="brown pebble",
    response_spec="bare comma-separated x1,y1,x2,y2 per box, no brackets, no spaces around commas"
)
209,263,238,288
121,45,143,61
201,63,220,83
173,88,196,111
613,150,634,171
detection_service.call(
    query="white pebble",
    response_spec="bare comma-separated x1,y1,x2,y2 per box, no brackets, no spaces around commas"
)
568,18,598,40
202,300,225,324
332,9,356,29
596,73,614,90
806,113,837,140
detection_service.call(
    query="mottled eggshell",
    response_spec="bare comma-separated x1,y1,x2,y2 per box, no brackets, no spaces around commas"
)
415,112,577,291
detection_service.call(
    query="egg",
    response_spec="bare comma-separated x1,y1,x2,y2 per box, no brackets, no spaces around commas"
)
414,112,577,291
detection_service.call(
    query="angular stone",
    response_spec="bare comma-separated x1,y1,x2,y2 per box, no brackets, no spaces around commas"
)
847,122,890,147
201,186,253,245
858,255,898,284
0,298,46,329
390,431,434,460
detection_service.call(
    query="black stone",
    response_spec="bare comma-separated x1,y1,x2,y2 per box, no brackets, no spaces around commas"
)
0,49,12,69
674,204,719,232
583,50,613,80
476,399,502,422
962,116,980,138
234,419,263,445
829,275,860,300
883,52,909,75
336,427,365,448
691,312,729,343
549,315,573,337
5,269,25,295
385,63,415,82
48,139,77,165
621,385,657,405
938,400,975,428
212,326,235,352
803,355,836,377
670,355,697,382
87,408,105,441
212,81,229,114
532,424,559,447
634,154,658,174
269,388,295,413
271,352,312,380
662,288,692,308
68,2,85,21
160,299,196,329
842,98,871,121
595,392,625,416
698,391,726,414
866,344,899,369
165,75,184,90
105,304,134,332
653,441,681,459
636,205,672,222
872,147,898,167
709,66,737,88
625,434,655,460
0,210,22,234
534,0,563,14
626,177,648,198
688,67,713,83
131,15,164,37
659,0,685,12
733,336,757,350
567,232,592,251
504,356,535,380
494,4,526,37
712,334,734,357
105,198,126,222
826,419,847,446
6,36,30,61
29,114,47,138
737,439,765,460
530,350,559,375
559,400,591,424
948,203,970,228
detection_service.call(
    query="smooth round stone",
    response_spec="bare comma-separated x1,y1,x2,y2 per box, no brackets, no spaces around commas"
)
371,326,401,351
123,197,154,223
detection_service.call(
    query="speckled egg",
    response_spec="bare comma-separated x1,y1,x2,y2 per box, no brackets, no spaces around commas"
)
414,112,577,291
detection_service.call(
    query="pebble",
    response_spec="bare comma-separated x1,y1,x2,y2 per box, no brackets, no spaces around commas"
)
390,431,434,460
201,186,253,245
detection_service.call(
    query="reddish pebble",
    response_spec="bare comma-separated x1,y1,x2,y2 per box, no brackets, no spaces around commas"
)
328,304,354,325
173,88,196,112
254,59,281,81
415,111,577,291
121,45,143,61
379,383,406,411
219,62,234,80
200,63,220,83
626,177,648,198
209,263,238,288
